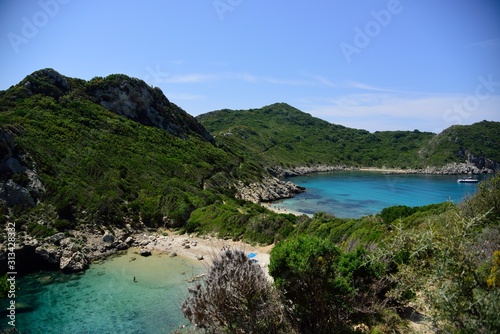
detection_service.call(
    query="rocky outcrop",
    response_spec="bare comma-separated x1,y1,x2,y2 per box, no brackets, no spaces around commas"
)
102,231,115,243
235,177,305,203
45,232,65,245
272,162,495,178
86,74,214,142
59,251,88,272
417,162,494,175
0,128,45,208
22,68,71,99
378,162,495,175
458,149,500,172
35,246,61,265
0,226,143,275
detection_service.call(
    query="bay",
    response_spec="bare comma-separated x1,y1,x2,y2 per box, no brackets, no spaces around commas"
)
272,171,486,218
1,250,203,334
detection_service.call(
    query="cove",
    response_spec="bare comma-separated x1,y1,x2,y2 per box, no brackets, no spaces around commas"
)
0,250,204,334
272,171,486,218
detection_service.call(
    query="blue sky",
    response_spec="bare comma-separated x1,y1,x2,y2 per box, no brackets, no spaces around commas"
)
1,0,499,132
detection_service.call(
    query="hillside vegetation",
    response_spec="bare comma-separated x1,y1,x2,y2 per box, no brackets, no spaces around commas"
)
420,120,500,165
1,70,498,237
198,103,500,170
0,69,263,232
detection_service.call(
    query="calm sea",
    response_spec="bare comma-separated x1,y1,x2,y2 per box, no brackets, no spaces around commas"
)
271,171,486,218
1,251,203,334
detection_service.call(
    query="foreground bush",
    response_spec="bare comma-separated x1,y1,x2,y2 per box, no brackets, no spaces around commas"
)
269,235,387,333
382,175,500,333
182,249,291,334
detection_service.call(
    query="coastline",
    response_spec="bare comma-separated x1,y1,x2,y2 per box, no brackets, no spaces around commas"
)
273,162,496,178
133,230,273,277
260,201,312,217
358,167,407,173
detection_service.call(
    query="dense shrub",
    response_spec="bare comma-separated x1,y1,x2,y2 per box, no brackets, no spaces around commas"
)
186,199,297,244
381,177,500,333
460,174,500,225
269,235,386,333
182,249,292,334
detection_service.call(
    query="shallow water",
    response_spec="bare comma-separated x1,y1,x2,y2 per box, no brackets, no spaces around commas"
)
1,251,204,334
273,171,486,218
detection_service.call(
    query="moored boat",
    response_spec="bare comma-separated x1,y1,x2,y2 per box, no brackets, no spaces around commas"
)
457,177,479,183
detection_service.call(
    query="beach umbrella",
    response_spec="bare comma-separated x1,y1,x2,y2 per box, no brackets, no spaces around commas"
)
248,252,257,259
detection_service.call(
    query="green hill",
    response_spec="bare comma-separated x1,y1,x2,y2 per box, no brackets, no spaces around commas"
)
1,70,498,238
419,120,500,167
198,103,500,170
0,69,261,230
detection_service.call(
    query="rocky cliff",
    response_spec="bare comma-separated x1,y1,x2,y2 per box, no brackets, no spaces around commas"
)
85,73,214,142
234,177,305,203
458,148,500,172
15,69,214,142
0,128,45,208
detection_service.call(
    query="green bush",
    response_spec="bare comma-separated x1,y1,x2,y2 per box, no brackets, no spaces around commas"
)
269,235,387,333
381,196,500,332
26,222,56,238
53,219,73,232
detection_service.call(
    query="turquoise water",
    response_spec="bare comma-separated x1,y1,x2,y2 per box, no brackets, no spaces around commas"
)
272,171,486,218
1,251,204,334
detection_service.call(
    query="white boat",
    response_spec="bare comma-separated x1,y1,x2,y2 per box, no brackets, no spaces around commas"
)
457,177,479,183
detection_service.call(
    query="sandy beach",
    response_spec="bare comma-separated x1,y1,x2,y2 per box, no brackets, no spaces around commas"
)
358,167,407,173
260,201,311,217
133,230,273,277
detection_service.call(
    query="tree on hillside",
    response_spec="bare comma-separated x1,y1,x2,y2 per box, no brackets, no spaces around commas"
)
182,249,291,334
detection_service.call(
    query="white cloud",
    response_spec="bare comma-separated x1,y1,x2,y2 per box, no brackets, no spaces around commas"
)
159,73,216,83
301,93,500,133
465,38,500,49
148,70,319,86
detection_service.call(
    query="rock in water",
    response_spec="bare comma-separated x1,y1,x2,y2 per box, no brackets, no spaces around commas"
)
115,242,129,251
139,249,152,257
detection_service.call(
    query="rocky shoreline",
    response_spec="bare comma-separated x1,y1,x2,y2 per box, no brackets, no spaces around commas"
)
271,162,497,178
2,159,496,276
234,162,496,204
0,225,272,276
234,177,305,203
